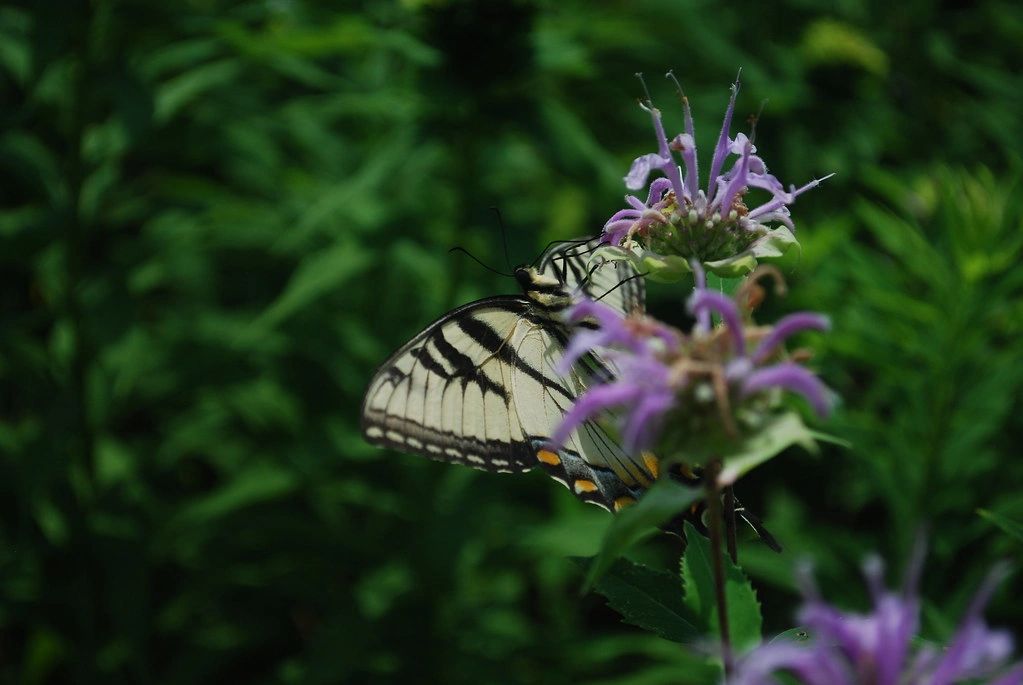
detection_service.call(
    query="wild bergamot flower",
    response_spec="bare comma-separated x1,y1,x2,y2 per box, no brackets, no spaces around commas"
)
733,552,1023,685
552,262,831,462
600,72,833,280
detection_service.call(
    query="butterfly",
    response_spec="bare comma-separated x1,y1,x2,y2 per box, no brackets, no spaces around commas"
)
361,237,658,511
360,237,781,549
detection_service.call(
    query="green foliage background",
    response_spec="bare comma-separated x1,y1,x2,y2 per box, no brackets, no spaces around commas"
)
2,0,1022,682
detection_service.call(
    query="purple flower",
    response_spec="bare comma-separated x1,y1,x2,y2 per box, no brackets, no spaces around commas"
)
553,300,679,453
603,73,832,272
732,552,1022,685
552,265,832,455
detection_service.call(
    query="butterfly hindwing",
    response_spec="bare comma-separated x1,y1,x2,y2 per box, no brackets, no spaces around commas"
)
507,320,656,491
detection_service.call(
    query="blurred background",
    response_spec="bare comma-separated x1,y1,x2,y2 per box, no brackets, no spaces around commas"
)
2,0,1023,682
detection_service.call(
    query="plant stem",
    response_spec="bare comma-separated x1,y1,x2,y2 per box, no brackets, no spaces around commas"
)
724,485,738,564
705,458,733,678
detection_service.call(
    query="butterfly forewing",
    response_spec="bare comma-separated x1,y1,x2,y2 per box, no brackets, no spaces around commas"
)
361,297,536,472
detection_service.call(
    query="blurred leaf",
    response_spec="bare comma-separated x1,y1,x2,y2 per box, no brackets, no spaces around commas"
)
681,521,763,652
978,509,1023,545
802,19,889,76
584,479,701,590
0,8,31,85
168,464,298,528
154,58,243,123
718,412,821,486
257,243,372,328
591,558,700,644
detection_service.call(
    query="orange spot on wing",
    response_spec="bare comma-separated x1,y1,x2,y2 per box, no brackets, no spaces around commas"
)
613,496,637,512
537,449,561,466
642,452,660,479
573,479,598,493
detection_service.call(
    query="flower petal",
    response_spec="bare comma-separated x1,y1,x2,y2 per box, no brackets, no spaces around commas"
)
707,74,740,202
741,363,832,417
551,382,643,448
687,289,745,356
752,313,831,364
625,153,667,191
645,177,674,206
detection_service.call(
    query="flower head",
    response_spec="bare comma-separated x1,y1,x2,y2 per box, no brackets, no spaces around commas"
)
602,72,832,279
552,264,831,458
733,550,1022,685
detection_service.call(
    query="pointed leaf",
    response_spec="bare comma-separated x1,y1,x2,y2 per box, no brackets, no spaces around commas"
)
680,521,762,651
592,558,701,644
978,509,1023,544
258,244,371,328
718,412,820,486
584,479,702,590
705,227,801,278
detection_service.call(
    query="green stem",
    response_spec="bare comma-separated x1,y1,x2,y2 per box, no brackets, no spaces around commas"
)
705,458,733,678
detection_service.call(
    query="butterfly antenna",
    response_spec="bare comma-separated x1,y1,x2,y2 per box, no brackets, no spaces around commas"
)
595,271,647,304
530,237,590,269
490,206,513,272
448,246,515,278
560,240,607,284
577,262,601,291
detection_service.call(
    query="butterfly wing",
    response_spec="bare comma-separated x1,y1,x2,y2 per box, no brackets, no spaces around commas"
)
537,237,645,316
361,297,538,473
361,293,656,510
507,320,658,511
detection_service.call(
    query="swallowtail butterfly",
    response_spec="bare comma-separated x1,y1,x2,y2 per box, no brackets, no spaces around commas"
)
360,237,780,549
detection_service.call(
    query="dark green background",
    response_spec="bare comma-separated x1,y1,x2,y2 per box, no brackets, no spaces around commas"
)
2,0,1022,683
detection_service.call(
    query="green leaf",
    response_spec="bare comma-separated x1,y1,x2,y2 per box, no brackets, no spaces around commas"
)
169,464,298,528
680,521,763,651
802,19,889,76
718,412,821,486
257,243,372,328
591,558,701,644
584,479,702,590
154,58,243,123
706,227,801,278
593,245,692,284
978,509,1023,544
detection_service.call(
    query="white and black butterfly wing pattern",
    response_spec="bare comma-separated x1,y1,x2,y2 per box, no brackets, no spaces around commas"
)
537,237,644,316
361,297,538,473
361,237,655,512
508,320,656,511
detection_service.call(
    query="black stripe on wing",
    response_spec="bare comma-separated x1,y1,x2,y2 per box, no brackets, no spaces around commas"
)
537,237,645,315
456,314,576,404
361,296,536,473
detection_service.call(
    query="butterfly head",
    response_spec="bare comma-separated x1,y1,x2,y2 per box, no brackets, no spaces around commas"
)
515,266,573,312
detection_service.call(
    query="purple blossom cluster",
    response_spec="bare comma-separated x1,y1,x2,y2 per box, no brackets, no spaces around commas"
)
552,263,830,455
602,74,830,268
733,555,1023,685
